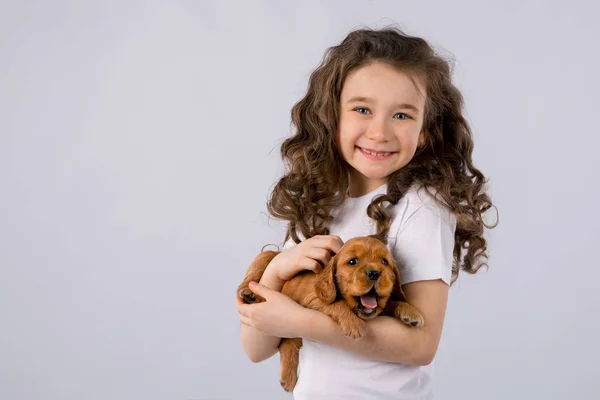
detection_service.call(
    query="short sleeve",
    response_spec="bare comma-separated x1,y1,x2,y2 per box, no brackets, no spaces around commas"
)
392,201,457,286
281,238,297,251
281,231,306,251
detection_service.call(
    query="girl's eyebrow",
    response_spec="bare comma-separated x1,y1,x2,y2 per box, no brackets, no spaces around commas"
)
346,96,420,113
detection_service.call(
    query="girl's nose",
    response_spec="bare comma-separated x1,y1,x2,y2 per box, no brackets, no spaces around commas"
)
365,118,393,142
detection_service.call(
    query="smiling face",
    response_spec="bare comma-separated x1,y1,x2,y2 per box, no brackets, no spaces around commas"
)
337,61,427,197
334,237,400,319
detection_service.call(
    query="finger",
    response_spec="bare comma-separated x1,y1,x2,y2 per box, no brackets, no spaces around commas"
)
239,315,253,327
302,256,323,273
326,235,344,253
305,247,332,266
237,302,251,318
247,281,272,299
312,235,344,254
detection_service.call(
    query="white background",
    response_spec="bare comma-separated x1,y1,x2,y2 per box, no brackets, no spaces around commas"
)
1,1,599,399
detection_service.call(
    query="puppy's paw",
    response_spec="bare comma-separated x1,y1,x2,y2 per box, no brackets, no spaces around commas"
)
238,287,264,304
339,316,367,339
402,314,424,327
395,303,424,327
279,370,298,392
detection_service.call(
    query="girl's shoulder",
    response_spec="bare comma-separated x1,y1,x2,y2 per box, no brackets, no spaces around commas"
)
401,184,449,211
389,185,457,286
390,184,456,234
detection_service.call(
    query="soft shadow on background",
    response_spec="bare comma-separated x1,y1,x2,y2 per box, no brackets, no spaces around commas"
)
1,1,599,399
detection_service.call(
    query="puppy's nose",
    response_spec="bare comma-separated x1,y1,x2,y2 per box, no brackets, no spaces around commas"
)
366,269,380,281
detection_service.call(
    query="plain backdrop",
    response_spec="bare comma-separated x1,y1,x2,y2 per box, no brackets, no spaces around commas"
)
1,1,599,399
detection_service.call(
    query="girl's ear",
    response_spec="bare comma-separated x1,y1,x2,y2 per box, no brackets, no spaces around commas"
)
315,255,338,304
417,131,427,148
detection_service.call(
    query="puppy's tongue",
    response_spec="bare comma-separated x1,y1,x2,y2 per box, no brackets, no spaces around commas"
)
360,294,378,309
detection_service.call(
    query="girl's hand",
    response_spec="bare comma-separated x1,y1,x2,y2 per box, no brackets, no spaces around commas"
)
268,235,344,282
237,281,308,339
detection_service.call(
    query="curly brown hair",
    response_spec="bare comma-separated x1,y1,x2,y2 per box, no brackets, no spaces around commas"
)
267,26,497,284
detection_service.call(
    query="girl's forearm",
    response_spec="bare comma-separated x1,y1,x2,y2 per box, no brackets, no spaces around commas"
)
298,308,435,366
239,267,285,363
239,324,281,363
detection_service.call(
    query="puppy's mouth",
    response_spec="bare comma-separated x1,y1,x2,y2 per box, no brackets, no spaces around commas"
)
355,287,379,316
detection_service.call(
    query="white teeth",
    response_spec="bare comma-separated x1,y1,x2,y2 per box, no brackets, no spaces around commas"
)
362,148,391,157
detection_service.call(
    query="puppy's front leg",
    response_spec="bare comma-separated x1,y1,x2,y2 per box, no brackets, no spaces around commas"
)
386,300,424,327
319,301,366,339
237,250,279,304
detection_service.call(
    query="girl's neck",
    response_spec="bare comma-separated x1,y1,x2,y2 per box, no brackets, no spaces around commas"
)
347,175,388,198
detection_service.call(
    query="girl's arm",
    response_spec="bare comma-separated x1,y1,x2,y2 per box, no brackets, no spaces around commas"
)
238,235,344,363
238,269,284,363
298,279,449,365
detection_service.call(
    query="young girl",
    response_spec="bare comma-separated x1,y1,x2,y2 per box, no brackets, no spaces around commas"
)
236,26,495,399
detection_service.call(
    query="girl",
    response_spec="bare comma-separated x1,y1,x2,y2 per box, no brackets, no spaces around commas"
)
236,26,496,399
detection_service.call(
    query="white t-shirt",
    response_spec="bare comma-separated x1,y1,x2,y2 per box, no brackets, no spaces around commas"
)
284,183,457,400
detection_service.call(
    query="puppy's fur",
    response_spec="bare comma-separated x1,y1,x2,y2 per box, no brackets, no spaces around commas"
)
237,236,424,392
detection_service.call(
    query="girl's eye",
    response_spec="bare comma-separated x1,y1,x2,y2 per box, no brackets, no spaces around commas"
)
394,113,409,120
381,258,388,266
354,107,370,115
348,258,358,266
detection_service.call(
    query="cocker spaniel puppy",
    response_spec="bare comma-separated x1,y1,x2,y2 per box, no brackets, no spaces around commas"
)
237,236,424,392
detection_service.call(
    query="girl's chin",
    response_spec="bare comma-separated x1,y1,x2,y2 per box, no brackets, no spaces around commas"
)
353,165,396,178
348,170,389,184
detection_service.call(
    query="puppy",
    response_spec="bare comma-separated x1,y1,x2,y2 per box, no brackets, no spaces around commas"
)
237,236,424,392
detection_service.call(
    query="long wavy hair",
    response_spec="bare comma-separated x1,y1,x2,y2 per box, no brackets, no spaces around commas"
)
267,27,497,284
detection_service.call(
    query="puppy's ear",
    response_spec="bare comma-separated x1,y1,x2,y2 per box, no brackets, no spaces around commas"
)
391,260,408,302
315,255,338,304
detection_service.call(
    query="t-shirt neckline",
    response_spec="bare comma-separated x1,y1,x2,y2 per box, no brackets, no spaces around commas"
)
346,183,388,202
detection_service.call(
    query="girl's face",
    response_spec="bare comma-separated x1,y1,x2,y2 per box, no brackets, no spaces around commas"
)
337,61,426,197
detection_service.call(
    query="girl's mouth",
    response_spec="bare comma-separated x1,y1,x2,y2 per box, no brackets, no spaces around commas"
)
357,147,395,160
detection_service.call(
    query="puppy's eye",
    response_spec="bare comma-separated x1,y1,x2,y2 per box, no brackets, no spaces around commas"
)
348,258,358,266
381,258,389,266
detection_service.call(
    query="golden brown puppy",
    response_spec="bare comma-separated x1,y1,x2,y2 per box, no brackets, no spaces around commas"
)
237,236,424,392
